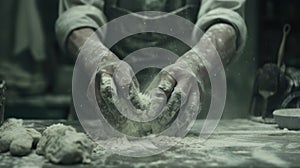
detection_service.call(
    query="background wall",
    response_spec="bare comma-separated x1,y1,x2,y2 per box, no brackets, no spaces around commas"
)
223,0,258,118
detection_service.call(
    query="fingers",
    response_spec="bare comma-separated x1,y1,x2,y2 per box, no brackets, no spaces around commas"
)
112,61,142,111
95,61,143,134
151,91,181,133
175,85,200,132
157,71,177,96
151,89,181,133
148,71,176,118
151,77,198,134
98,72,121,124
147,61,193,118
95,62,155,136
94,72,105,108
147,88,167,118
94,60,200,137
98,71,150,136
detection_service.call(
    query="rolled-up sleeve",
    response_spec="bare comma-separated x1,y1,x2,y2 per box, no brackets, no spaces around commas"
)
196,0,247,56
55,0,106,52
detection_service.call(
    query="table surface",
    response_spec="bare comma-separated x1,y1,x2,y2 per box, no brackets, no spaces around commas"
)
0,119,300,168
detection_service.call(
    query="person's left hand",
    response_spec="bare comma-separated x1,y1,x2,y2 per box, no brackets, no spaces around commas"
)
146,58,202,133
146,23,237,133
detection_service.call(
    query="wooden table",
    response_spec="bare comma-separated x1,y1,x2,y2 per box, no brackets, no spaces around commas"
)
0,119,299,167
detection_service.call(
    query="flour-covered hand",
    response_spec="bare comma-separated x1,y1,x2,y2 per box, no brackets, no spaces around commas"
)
146,58,202,133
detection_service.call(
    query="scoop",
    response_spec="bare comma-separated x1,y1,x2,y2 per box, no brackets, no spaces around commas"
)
273,108,300,130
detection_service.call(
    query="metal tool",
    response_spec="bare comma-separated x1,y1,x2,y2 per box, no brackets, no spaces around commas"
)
249,24,300,123
0,80,6,125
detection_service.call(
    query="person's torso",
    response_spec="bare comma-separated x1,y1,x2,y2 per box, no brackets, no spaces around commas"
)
103,0,200,56
103,0,201,90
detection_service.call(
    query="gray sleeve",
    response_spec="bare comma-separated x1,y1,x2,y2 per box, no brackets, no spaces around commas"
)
196,0,247,55
55,0,107,52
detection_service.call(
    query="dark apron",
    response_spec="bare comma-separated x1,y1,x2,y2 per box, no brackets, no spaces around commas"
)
104,0,200,90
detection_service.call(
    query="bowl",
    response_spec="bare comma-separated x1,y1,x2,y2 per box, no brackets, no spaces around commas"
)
273,108,300,130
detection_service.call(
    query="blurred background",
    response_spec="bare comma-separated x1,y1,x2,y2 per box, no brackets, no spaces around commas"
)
0,0,299,119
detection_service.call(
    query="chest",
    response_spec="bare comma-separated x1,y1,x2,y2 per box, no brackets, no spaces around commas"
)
117,0,185,12
104,0,201,22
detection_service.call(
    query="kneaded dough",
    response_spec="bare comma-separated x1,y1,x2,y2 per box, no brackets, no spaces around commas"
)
10,135,33,156
36,124,94,164
0,119,41,156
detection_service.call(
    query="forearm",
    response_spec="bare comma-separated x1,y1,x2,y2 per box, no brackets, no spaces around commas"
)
67,28,116,61
67,28,119,75
198,23,237,65
178,23,237,78
67,28,95,61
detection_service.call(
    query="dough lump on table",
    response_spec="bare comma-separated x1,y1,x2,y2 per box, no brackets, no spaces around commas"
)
0,118,41,156
36,124,94,164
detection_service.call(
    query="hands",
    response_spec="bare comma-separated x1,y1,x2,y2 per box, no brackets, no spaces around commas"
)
146,55,202,133
69,23,236,136
145,23,237,133
94,56,201,135
93,51,145,126
69,28,153,136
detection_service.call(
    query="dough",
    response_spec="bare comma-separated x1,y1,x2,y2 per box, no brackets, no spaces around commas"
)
0,118,41,156
36,124,94,164
10,135,33,156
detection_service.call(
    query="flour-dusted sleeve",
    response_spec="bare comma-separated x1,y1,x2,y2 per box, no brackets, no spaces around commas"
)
55,0,107,52
196,0,247,55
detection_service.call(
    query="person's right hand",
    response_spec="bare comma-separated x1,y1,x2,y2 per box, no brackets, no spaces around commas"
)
93,51,143,125
69,28,152,136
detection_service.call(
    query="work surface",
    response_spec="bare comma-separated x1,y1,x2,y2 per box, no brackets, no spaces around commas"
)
0,119,300,168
